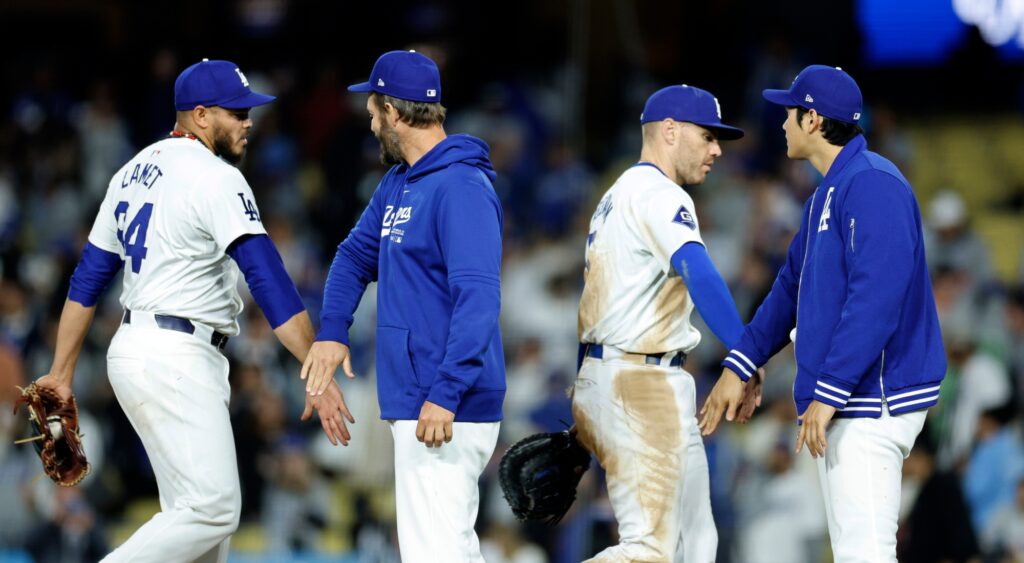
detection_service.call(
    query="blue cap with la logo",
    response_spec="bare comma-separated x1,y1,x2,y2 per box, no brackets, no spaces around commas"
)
174,59,276,111
347,50,442,103
640,85,744,140
762,65,863,124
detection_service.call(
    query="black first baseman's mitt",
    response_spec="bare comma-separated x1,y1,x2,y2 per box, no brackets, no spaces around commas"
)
13,383,90,487
499,430,591,524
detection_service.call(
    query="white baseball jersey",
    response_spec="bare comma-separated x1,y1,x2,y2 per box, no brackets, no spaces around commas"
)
87,137,266,335
579,164,704,354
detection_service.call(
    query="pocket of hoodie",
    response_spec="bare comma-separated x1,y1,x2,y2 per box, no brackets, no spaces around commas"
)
376,326,422,392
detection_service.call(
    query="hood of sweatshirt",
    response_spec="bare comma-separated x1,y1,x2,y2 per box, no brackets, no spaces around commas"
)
405,133,497,184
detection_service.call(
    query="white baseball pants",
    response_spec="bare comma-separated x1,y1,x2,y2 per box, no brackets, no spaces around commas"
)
389,419,500,563
572,357,717,563
816,406,926,563
101,320,240,563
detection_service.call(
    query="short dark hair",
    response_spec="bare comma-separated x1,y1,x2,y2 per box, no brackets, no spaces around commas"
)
795,106,863,147
371,92,446,128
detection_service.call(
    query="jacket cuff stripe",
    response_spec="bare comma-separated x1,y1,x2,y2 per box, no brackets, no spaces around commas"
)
817,381,852,397
722,357,753,381
814,389,849,406
730,349,758,372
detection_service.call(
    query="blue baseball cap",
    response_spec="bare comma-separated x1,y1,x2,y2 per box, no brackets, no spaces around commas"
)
347,50,442,103
762,65,863,124
174,59,275,111
641,85,744,140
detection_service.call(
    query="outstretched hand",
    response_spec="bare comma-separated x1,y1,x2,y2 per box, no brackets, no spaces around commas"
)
736,368,765,423
301,379,355,446
699,367,762,436
301,341,355,396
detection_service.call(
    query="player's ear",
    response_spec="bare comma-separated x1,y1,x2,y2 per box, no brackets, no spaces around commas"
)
805,109,821,133
661,119,676,145
191,105,212,129
383,102,401,127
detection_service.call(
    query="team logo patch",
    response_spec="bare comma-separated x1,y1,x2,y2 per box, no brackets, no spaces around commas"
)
237,193,261,222
381,204,413,240
672,204,696,230
817,187,835,233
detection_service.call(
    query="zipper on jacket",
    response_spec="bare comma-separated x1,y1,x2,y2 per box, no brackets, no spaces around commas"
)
794,191,818,358
879,350,887,406
850,217,856,253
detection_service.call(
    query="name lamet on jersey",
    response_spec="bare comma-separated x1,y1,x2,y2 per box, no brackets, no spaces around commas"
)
121,162,164,190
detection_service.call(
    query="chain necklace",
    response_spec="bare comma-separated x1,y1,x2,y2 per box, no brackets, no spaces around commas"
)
168,130,211,151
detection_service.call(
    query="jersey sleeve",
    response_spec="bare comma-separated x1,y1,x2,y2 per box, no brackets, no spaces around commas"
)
86,181,125,255
193,167,268,250
636,186,705,270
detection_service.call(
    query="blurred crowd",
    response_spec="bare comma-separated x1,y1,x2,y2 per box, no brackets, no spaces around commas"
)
1,42,1023,563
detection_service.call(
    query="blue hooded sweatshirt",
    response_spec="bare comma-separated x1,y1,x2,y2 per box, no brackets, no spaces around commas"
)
318,134,506,422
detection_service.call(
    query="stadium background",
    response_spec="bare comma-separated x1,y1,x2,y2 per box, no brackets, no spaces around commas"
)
0,0,1022,561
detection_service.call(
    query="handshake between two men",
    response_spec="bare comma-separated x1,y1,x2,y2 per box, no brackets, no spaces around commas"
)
699,365,835,460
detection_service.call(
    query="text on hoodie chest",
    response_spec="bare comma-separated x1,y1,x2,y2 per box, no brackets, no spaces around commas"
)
380,187,422,245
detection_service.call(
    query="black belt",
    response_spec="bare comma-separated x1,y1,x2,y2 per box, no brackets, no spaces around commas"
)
122,309,229,351
581,343,686,367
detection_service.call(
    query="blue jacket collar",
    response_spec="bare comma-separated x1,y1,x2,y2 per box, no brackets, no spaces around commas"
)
822,134,866,187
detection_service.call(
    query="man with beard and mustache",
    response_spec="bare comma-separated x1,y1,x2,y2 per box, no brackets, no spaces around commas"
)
303,50,505,563
32,59,353,562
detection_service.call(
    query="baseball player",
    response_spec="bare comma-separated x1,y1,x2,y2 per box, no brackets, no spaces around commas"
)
33,59,353,563
302,50,505,563
699,65,947,562
574,85,760,562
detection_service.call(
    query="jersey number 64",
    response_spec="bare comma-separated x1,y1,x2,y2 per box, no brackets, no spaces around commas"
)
114,201,154,274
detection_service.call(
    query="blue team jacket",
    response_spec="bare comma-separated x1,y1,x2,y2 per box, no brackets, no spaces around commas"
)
723,135,946,418
318,134,506,421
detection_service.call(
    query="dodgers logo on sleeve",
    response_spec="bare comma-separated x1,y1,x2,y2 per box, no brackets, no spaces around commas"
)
672,204,696,230
237,193,261,222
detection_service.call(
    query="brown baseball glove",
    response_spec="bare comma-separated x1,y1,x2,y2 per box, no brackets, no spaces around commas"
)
13,383,90,486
